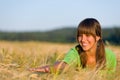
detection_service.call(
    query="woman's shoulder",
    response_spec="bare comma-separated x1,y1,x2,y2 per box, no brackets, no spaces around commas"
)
68,45,78,53
105,48,116,57
65,45,79,57
105,47,116,64
105,48,117,73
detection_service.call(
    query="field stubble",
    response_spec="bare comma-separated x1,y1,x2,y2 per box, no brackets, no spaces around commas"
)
0,41,120,80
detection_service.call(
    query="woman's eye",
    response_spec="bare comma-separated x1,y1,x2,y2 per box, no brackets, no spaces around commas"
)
86,34,91,36
78,34,82,37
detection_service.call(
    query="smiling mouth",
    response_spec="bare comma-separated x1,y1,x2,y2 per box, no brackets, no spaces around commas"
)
82,43,88,46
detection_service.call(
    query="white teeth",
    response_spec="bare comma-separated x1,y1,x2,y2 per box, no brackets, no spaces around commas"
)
82,44,87,46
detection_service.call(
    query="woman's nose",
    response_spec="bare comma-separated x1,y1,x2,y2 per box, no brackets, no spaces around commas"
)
81,35,86,42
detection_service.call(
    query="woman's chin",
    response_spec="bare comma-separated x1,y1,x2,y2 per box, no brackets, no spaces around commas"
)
82,47,90,51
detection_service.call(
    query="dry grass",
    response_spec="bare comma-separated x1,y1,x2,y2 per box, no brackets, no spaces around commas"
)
0,41,120,80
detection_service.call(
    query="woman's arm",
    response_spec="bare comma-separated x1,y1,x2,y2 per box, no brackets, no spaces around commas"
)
28,61,67,73
28,65,51,72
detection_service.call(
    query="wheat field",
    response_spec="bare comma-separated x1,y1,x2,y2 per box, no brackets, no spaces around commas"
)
0,41,120,80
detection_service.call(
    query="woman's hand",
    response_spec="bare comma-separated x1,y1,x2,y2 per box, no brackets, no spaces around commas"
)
28,61,67,73
28,66,50,73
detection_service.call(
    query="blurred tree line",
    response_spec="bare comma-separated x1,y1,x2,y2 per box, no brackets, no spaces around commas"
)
0,27,120,45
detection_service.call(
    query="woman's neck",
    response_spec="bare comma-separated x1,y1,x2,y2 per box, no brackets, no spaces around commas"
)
85,44,97,68
85,46,96,57
85,40,98,57
85,50,96,69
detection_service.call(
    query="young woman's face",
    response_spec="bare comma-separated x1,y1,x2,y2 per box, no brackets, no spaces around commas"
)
78,34,99,51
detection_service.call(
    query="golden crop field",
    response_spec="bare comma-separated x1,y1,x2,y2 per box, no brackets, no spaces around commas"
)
0,41,120,80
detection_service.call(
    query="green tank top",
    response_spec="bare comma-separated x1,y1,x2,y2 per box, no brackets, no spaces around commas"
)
63,46,117,72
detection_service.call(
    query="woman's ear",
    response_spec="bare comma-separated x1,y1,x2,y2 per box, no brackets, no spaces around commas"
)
96,36,100,41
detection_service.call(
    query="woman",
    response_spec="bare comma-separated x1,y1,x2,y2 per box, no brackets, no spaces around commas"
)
29,18,117,73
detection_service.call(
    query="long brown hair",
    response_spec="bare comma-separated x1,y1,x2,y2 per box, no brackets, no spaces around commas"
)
76,18,106,69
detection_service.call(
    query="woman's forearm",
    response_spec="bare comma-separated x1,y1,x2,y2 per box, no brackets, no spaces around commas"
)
29,65,50,73
28,61,67,73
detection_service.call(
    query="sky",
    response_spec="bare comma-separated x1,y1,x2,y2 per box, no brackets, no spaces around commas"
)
0,0,120,32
